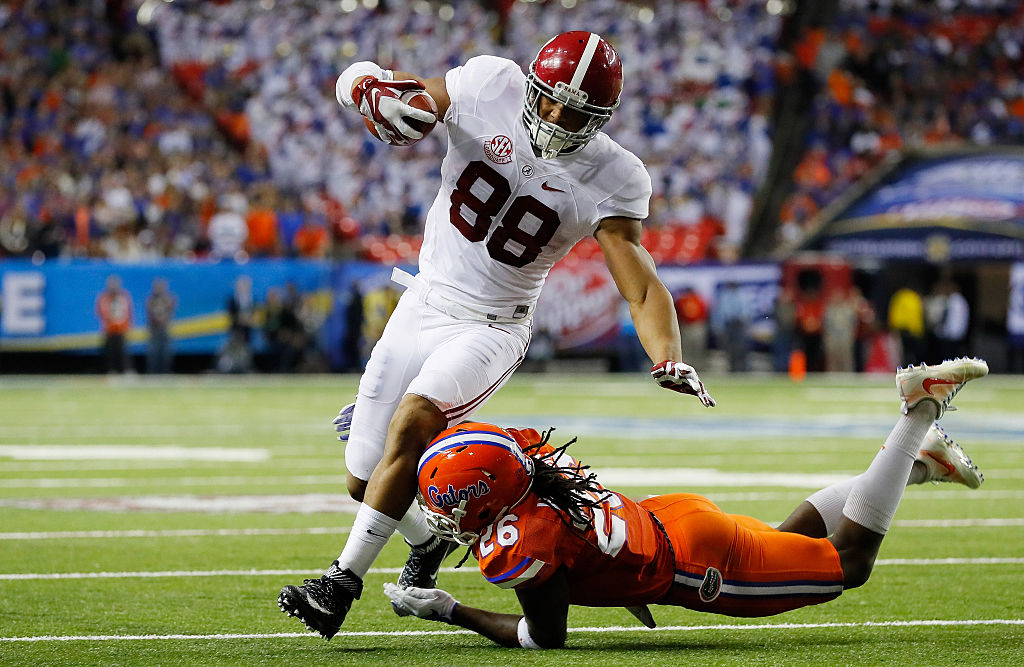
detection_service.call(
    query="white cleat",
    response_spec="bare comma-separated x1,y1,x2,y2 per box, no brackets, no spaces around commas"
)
896,357,988,418
917,423,983,489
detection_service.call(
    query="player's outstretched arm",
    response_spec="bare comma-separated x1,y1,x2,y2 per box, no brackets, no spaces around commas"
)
384,570,570,649
596,217,715,407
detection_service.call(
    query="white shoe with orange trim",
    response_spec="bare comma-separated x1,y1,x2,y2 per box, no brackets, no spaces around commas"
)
896,357,988,418
917,423,984,489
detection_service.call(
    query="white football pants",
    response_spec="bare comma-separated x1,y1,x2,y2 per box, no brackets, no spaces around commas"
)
344,289,532,481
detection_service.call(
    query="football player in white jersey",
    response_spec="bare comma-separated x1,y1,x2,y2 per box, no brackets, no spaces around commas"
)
279,31,716,640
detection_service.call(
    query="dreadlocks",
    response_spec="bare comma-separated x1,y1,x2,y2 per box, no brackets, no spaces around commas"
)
522,428,610,531
450,427,612,569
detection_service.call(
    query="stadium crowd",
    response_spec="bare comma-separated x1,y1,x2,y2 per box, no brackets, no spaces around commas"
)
148,0,784,262
1,0,783,263
2,1,1022,263
778,0,1024,243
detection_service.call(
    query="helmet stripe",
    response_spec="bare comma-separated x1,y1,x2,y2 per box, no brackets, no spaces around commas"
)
417,430,519,475
568,33,601,92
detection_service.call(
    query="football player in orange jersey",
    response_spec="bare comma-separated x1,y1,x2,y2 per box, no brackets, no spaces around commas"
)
385,358,988,649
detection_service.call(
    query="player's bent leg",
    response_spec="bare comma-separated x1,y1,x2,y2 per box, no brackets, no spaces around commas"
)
394,322,529,591
829,519,884,589
363,393,448,517
378,396,461,591
830,359,988,590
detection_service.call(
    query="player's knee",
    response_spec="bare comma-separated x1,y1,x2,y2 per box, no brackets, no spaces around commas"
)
839,549,875,589
346,472,367,502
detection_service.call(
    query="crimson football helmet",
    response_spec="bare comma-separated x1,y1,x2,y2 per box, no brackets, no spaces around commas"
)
417,423,535,545
523,31,623,159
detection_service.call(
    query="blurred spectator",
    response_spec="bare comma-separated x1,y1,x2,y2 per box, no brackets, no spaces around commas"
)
218,276,254,373
851,286,877,372
888,286,926,365
145,277,177,374
245,184,280,257
711,281,750,373
262,286,303,372
360,283,400,363
227,274,255,347
824,286,858,373
208,204,248,260
794,285,826,374
95,274,133,374
339,282,365,372
772,287,797,373
674,287,709,368
928,277,971,361
293,215,330,259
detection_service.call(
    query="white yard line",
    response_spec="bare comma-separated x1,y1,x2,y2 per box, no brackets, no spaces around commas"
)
0,475,348,488
0,445,268,462
1,517,1021,541
2,618,1022,642
0,527,351,540
6,468,1024,490
894,518,1024,527
3,558,1022,581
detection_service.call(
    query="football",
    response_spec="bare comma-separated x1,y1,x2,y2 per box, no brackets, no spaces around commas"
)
364,89,439,146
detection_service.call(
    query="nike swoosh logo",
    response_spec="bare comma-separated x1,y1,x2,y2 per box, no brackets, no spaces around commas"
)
924,450,956,476
366,528,390,538
301,591,332,614
922,378,958,395
541,181,564,193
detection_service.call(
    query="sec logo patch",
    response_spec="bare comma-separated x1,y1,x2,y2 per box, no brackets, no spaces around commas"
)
484,135,513,164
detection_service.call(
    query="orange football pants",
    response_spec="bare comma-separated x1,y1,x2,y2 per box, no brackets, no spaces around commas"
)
641,493,844,617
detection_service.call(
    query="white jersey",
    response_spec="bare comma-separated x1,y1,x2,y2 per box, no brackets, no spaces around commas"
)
417,55,652,313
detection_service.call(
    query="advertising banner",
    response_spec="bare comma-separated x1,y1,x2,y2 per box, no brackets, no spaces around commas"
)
807,150,1024,261
0,259,331,354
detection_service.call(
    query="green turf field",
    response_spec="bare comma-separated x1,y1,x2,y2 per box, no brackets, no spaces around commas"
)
1,371,1022,665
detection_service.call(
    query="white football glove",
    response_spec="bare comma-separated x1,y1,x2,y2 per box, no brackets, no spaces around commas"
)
333,402,355,443
651,360,716,407
352,76,435,143
383,583,458,622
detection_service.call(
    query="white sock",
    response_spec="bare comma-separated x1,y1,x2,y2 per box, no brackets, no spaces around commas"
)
396,502,434,547
805,474,863,536
336,504,399,579
841,406,935,535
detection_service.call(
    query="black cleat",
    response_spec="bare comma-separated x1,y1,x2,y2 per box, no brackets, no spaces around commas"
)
278,561,363,640
397,535,458,590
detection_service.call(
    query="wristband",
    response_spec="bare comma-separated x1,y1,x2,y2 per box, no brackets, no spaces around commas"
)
517,616,541,649
335,61,394,108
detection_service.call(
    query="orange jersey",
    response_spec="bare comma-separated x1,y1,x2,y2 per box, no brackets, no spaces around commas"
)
475,428,670,605
474,489,674,607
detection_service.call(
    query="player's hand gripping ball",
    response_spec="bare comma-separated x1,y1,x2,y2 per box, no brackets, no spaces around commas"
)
354,77,438,146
